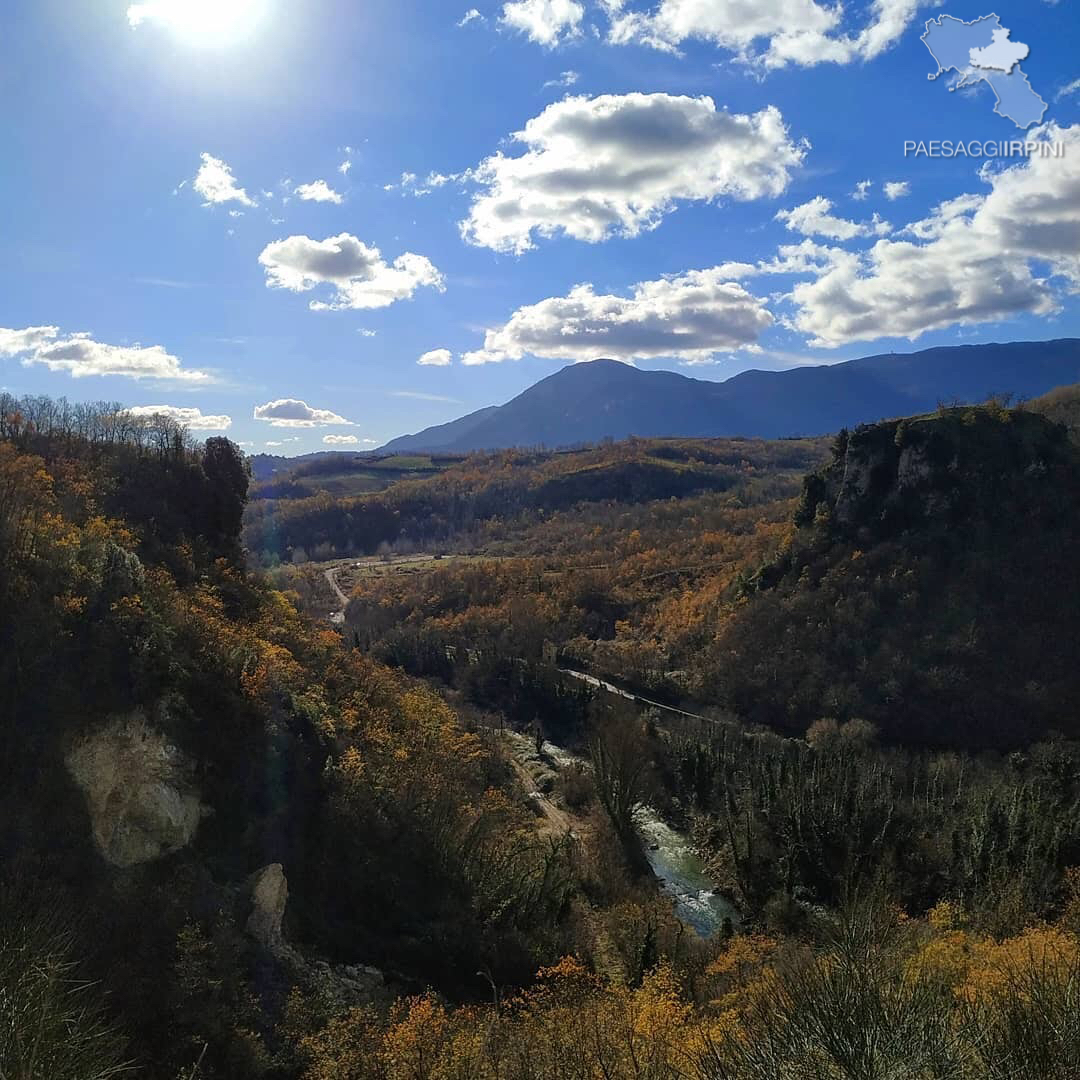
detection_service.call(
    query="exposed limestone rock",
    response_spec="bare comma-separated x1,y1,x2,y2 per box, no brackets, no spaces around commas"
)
245,863,288,948
242,862,386,1006
66,712,206,868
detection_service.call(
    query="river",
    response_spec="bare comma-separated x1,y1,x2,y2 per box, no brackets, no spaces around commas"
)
634,806,738,938
538,739,737,938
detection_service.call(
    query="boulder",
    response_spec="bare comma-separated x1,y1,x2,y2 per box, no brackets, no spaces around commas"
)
66,712,206,868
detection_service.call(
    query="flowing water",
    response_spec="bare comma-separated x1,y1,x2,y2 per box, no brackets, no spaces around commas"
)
539,739,737,938
633,806,738,938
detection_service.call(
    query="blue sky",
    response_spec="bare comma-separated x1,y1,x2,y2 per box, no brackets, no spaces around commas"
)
2,0,1078,453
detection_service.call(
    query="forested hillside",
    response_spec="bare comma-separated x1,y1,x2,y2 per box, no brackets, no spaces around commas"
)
0,395,587,1075
244,435,829,566
7,391,1080,1079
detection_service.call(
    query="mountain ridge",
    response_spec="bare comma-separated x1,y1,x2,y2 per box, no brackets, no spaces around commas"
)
379,339,1080,454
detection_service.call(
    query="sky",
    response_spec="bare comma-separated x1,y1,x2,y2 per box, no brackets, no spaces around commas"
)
1,0,1079,454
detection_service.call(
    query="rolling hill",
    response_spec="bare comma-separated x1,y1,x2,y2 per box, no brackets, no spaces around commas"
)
379,339,1080,453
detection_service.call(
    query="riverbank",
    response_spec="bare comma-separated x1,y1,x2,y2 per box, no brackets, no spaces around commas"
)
502,731,738,939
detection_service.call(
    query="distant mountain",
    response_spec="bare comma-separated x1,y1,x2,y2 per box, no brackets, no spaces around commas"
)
379,340,1080,453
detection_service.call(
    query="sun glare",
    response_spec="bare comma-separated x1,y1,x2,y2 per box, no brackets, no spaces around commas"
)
127,0,266,45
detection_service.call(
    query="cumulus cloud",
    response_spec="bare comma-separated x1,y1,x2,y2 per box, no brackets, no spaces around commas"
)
418,348,454,366
461,93,807,253
852,180,873,201
462,267,774,366
258,233,445,310
458,8,485,26
253,399,354,427
0,325,60,355
604,0,919,69
193,153,255,207
127,405,232,431
323,434,361,445
294,180,344,204
1,326,210,382
883,181,911,200
501,0,584,46
776,196,891,240
786,125,1080,346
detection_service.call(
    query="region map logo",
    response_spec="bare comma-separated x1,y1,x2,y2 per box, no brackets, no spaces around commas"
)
906,13,1063,159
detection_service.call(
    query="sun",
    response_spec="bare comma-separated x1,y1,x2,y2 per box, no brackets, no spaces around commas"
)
127,0,266,45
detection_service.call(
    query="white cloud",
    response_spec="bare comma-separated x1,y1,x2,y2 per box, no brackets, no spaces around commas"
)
776,196,891,240
786,125,1080,346
390,391,463,403
744,237,846,278
193,153,255,207
294,180,344,204
852,180,873,201
418,348,454,366
323,434,361,445
127,405,232,430
458,8,485,26
461,93,807,254
604,0,919,69
543,69,580,89
338,160,352,175
358,328,378,337
258,233,445,310
501,0,584,46
1,326,210,382
883,180,911,201
394,171,459,197
1056,78,1080,102
253,399,354,428
462,267,774,366
0,325,60,355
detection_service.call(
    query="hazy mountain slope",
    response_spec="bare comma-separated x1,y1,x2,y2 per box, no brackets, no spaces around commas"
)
379,404,501,456
380,340,1080,453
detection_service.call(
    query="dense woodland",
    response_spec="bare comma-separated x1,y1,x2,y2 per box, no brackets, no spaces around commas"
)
4,388,1080,1077
243,436,829,565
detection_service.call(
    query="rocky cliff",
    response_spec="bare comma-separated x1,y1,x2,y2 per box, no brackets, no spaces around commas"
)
794,405,1074,542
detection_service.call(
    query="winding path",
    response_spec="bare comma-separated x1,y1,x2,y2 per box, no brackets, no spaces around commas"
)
324,566,349,624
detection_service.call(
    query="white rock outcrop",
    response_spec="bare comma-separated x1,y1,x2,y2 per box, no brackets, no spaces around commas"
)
242,862,385,1004
66,712,206,868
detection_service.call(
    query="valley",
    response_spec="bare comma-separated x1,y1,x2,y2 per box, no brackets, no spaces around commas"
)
5,382,1080,1077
